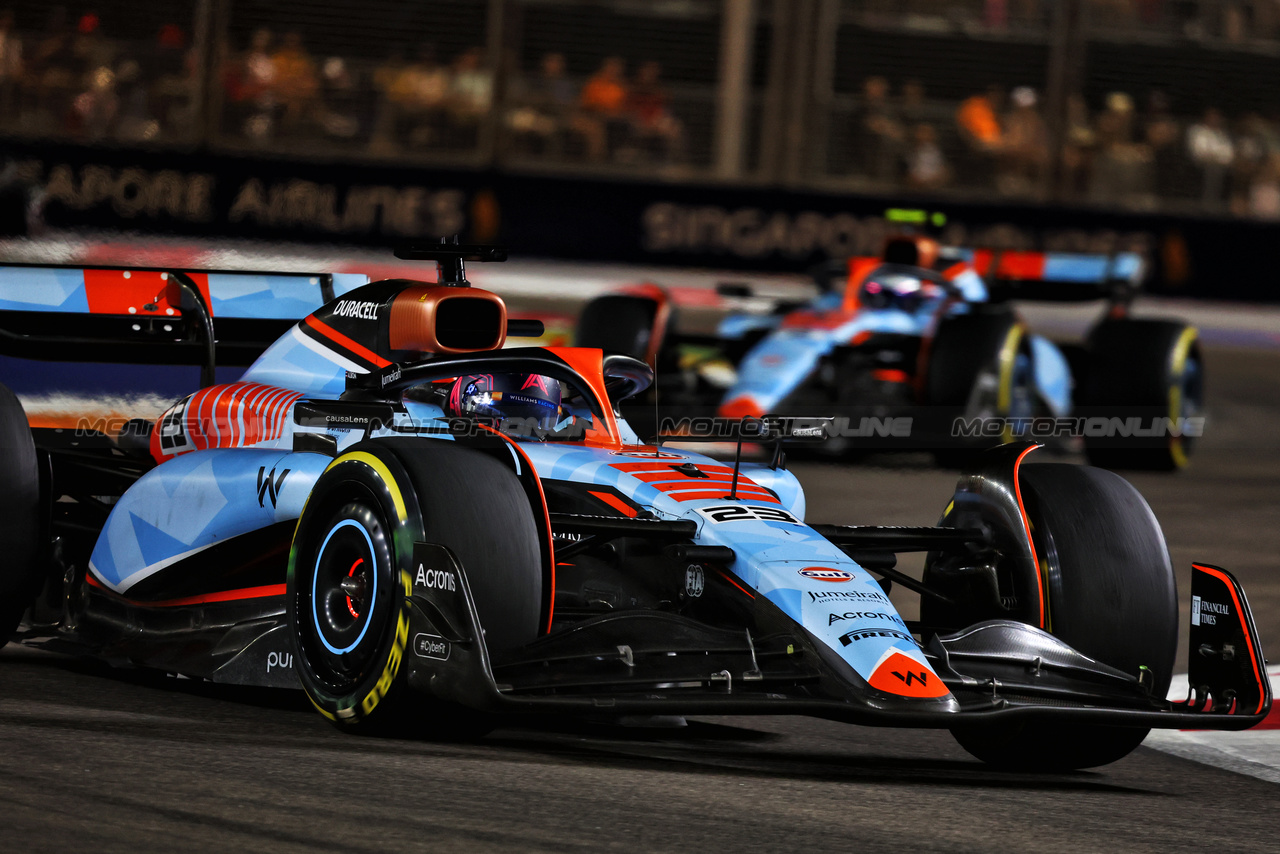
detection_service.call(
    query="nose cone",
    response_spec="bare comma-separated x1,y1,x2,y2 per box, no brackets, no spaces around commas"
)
866,649,951,699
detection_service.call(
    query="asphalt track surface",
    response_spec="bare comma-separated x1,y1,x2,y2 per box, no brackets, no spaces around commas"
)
0,343,1275,853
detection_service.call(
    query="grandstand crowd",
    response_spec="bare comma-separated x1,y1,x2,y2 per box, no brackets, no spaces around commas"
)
1,1,1279,217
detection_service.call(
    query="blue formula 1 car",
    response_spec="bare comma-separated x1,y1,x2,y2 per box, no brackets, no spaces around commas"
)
0,245,1268,771
576,235,1204,470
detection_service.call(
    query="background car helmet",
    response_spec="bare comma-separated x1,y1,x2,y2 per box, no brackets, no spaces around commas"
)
447,373,563,428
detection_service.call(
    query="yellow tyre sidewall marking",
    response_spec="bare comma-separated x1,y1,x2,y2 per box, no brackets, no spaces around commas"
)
997,324,1026,444
1167,327,1198,470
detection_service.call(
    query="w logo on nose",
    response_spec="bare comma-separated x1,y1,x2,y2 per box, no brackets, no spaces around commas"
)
892,669,928,687
868,650,950,698
257,466,291,508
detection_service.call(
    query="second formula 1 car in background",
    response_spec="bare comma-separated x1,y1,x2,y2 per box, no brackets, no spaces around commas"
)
576,233,1203,470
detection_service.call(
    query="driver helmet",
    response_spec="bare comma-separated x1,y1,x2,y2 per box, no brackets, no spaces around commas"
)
446,372,563,429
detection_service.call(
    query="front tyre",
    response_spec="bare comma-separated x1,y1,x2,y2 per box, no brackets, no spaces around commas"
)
0,382,42,642
288,441,543,734
928,461,1177,770
289,452,415,730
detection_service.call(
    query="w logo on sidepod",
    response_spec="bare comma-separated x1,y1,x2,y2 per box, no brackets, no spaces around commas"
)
257,466,291,508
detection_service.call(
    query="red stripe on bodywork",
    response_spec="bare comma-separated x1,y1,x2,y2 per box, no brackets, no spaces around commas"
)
86,575,286,608
714,568,755,599
589,490,638,517
303,315,391,368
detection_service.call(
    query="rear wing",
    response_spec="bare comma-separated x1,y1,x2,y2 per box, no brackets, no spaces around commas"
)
947,248,1145,302
0,263,370,381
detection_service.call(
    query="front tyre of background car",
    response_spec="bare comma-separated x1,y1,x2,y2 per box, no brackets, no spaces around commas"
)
927,310,1033,468
0,382,43,643
288,441,542,737
925,462,1178,770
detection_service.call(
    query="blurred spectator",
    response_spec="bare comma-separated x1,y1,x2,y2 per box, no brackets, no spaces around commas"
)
381,45,450,150
318,56,361,140
223,28,279,140
0,11,22,118
579,56,628,161
69,65,117,139
956,84,1004,186
1089,91,1152,205
1249,153,1280,218
625,60,683,163
1230,112,1271,214
507,51,577,156
445,47,492,147
1059,92,1096,199
998,85,1049,195
1186,107,1234,208
905,123,949,189
152,24,193,132
272,31,319,134
900,79,928,126
1144,91,1186,199
851,76,903,182
113,58,157,141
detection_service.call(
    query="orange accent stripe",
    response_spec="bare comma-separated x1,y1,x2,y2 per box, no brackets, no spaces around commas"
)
714,568,755,599
1012,444,1045,628
86,575,287,608
303,315,392,368
1193,563,1266,715
611,462,738,474
589,490,638,518
667,490,781,504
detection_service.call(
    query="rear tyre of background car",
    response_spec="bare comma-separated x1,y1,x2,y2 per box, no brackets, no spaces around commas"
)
924,462,1178,770
1080,319,1202,471
926,309,1034,468
289,441,542,736
0,382,42,643
574,293,664,367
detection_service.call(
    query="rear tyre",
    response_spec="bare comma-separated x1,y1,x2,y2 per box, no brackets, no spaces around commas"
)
289,441,542,735
0,382,41,643
1080,319,1202,471
927,463,1177,770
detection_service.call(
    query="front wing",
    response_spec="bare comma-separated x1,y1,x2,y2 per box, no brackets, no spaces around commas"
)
404,547,1271,731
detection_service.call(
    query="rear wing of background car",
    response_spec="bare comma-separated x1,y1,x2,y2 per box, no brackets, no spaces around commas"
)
944,248,1146,303
0,263,371,384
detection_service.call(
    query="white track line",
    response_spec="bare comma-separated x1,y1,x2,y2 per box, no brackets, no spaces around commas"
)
1144,667,1280,784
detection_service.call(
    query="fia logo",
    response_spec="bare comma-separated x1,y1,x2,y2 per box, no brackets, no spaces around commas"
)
257,466,291,508
684,565,705,598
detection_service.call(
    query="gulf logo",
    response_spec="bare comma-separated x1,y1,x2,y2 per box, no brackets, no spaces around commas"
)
799,567,854,583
